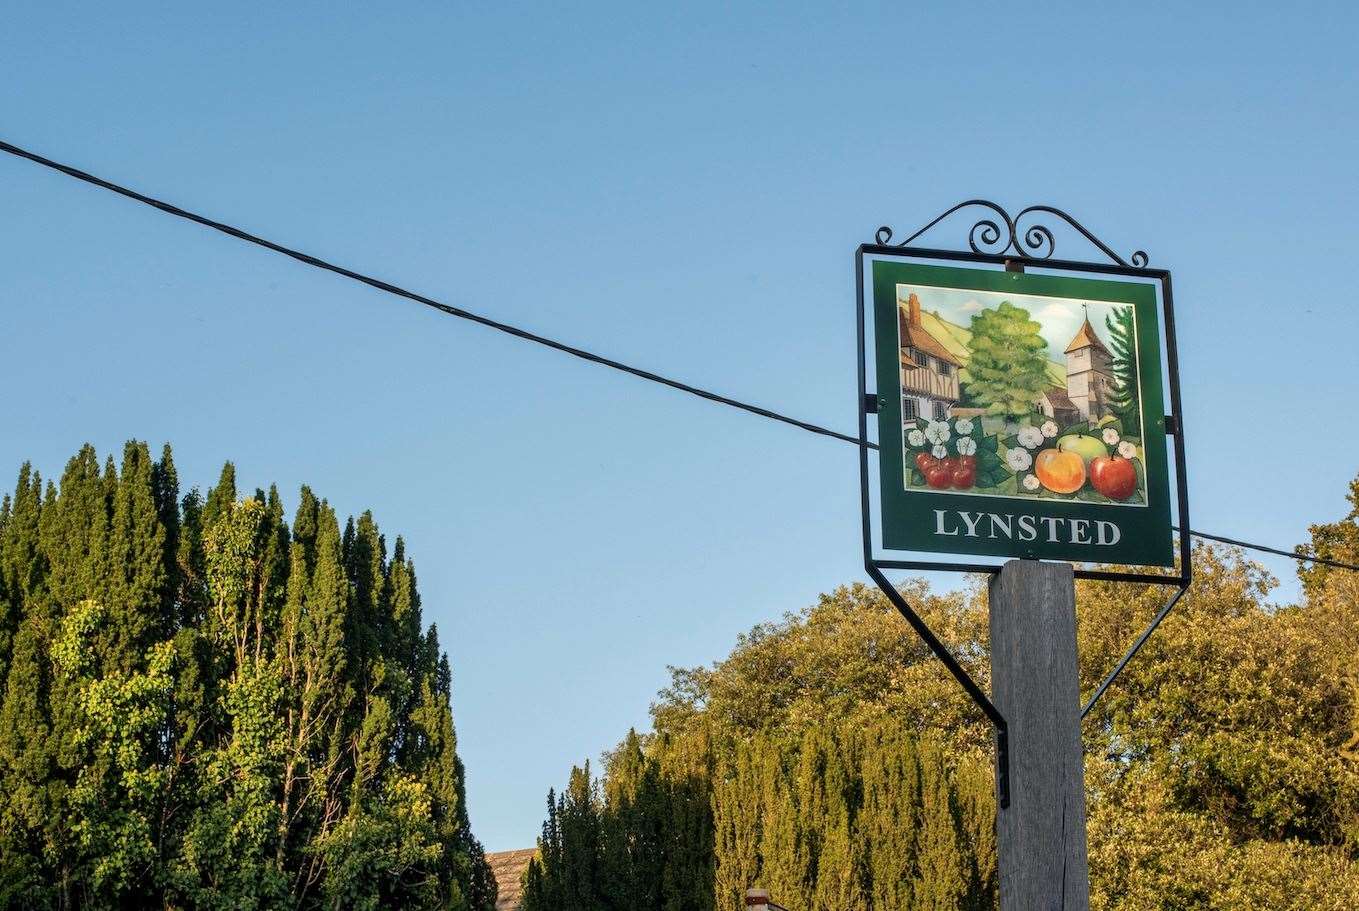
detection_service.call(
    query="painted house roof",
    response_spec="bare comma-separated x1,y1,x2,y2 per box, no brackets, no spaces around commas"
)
1064,317,1111,356
898,294,962,367
487,849,537,911
1041,386,1077,411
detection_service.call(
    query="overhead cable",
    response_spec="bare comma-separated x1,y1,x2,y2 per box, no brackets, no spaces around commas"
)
3,138,1355,574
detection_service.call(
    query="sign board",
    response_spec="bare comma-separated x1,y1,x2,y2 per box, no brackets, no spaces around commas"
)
871,260,1173,566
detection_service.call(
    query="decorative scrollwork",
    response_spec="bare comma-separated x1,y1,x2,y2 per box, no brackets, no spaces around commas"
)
874,200,1149,268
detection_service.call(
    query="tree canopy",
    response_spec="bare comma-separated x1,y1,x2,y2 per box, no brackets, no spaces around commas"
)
960,301,1052,419
0,442,495,910
524,473,1359,910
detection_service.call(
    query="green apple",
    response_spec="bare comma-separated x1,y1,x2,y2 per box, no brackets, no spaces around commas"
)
1056,434,1108,466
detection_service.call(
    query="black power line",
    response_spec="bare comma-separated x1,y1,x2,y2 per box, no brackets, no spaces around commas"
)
3,137,1356,575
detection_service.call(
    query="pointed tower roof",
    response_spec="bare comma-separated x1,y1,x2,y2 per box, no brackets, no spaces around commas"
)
1064,308,1111,356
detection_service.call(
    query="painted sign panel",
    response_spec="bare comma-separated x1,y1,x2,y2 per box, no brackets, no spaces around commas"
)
873,261,1173,566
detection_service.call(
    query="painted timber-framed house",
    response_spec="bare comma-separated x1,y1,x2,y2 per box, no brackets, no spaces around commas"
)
898,292,962,423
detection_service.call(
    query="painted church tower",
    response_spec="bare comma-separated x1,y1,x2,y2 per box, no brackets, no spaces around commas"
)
1064,307,1115,421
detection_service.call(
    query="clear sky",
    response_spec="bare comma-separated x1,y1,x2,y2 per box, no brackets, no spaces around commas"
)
3,2,1357,852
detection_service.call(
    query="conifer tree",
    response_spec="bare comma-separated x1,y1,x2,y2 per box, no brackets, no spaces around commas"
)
713,744,760,908
0,443,494,910
860,723,920,910
1105,304,1141,432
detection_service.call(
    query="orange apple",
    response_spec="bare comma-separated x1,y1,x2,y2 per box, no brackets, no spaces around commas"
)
1034,448,1086,494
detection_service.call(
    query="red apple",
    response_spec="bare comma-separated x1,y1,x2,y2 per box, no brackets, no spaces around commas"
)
1089,455,1137,500
915,452,938,473
924,464,953,489
951,465,976,489
959,455,976,470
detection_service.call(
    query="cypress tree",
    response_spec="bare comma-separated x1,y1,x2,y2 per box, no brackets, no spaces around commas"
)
0,465,55,905
656,730,714,911
954,756,998,911
523,790,565,911
97,441,170,669
201,461,237,533
860,723,921,910
1105,304,1140,432
559,763,604,911
0,463,45,684
913,741,969,910
0,444,494,909
811,729,862,911
757,744,802,905
713,741,762,909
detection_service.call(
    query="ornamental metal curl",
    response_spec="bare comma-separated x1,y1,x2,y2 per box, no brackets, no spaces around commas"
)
875,199,1149,268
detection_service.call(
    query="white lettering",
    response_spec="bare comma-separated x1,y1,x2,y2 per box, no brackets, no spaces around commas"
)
1095,520,1121,546
934,509,959,536
1041,516,1063,543
1071,519,1091,545
959,512,984,537
1017,515,1038,542
988,513,1012,539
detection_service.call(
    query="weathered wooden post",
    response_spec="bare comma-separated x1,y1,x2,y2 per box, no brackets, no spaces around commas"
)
989,559,1089,910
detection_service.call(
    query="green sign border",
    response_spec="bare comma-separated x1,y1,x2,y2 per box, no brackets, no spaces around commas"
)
872,261,1173,566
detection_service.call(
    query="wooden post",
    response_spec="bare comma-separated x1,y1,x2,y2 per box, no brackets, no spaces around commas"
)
988,559,1089,910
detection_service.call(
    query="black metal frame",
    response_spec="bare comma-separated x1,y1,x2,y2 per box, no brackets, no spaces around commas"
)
855,201,1195,805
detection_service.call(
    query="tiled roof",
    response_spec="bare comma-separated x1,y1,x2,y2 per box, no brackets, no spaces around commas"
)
898,303,963,367
487,848,537,911
1064,317,1110,355
1042,386,1076,411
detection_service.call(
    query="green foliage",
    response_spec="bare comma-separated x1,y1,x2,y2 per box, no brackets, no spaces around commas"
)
1297,472,1359,601
1105,304,1141,431
527,472,1359,908
0,442,494,910
960,301,1052,419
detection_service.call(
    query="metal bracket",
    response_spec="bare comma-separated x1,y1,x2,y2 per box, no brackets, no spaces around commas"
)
855,200,1197,808
995,727,1010,806
866,562,1010,808
1081,580,1190,717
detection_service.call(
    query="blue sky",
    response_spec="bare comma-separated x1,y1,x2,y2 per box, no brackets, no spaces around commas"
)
3,2,1357,851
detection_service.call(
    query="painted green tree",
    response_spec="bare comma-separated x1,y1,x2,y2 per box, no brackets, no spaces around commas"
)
0,442,495,911
961,301,1052,420
1105,304,1140,431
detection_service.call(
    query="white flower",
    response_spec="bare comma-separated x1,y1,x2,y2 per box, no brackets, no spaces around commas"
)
1102,427,1120,445
924,421,951,445
1017,426,1044,449
1005,447,1033,472
907,429,925,448
956,437,977,456
931,444,948,459
1117,441,1138,460
954,417,974,435
1040,420,1059,439
1022,473,1041,491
